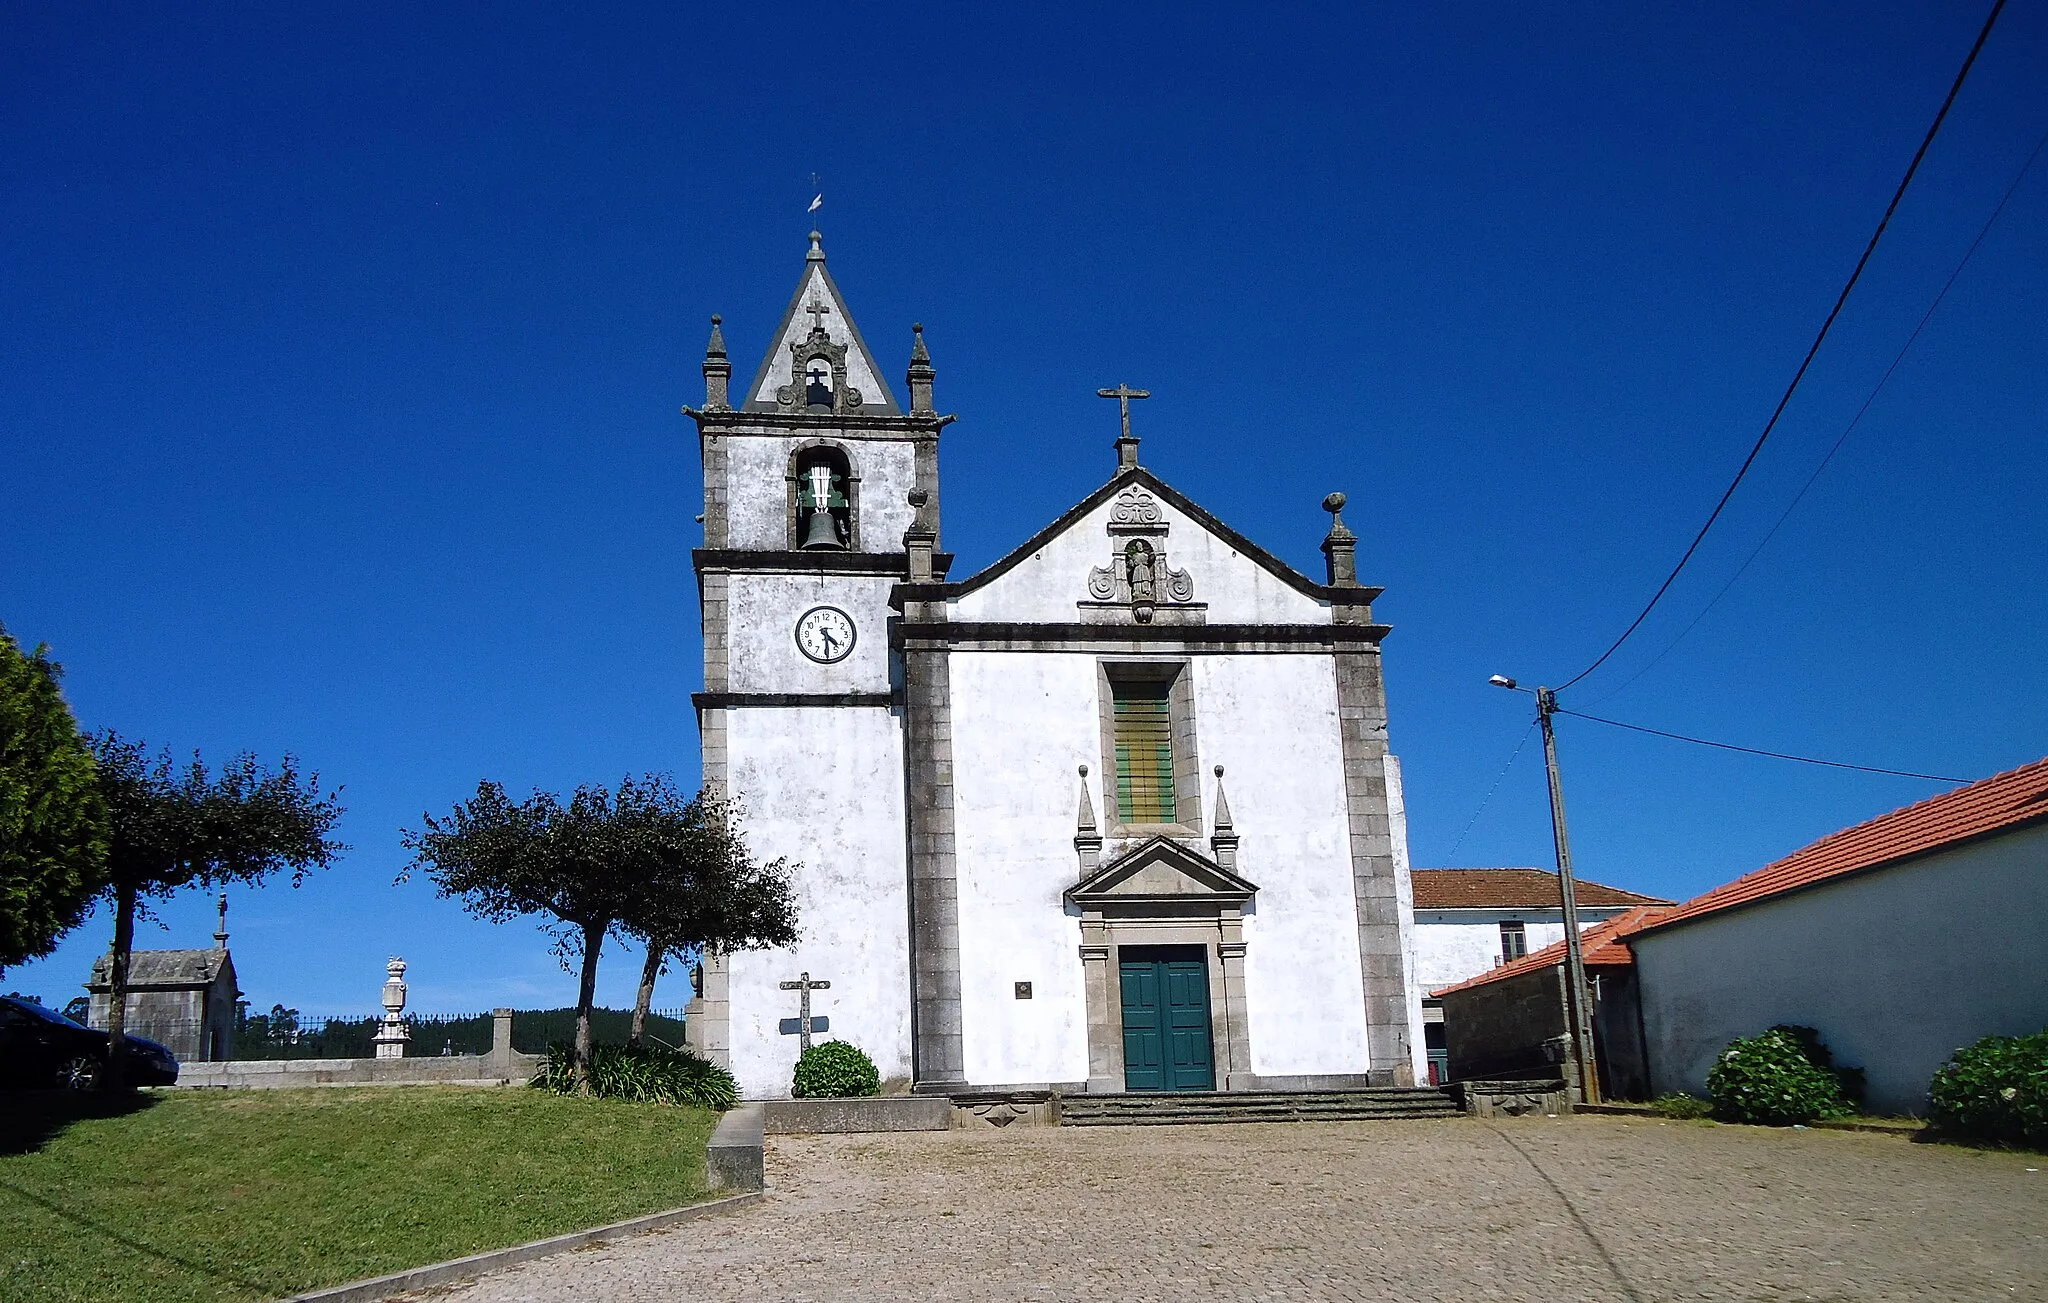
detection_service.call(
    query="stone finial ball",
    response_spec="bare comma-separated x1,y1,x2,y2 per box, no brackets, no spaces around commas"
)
913,322,924,333
1079,764,1089,777
1323,492,1347,514
908,488,930,507
711,313,721,324
1214,765,1225,778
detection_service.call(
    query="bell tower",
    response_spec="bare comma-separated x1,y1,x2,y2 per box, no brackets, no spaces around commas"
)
682,231,954,1096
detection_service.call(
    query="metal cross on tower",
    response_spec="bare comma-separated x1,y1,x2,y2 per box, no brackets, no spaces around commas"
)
778,971,831,1052
1096,383,1151,440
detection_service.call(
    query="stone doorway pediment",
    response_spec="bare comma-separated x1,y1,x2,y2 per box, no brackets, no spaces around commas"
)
1065,836,1257,910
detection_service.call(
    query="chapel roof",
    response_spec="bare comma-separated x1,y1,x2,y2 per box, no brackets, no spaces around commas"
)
1410,868,1670,911
88,948,234,991
740,230,901,415
1623,755,2048,940
1431,904,1676,998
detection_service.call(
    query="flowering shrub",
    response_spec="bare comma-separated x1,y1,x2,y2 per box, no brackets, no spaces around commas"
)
1927,1030,2048,1148
1706,1028,1854,1125
792,1040,881,1098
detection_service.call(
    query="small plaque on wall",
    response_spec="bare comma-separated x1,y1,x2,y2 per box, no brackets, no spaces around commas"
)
1014,982,1033,1000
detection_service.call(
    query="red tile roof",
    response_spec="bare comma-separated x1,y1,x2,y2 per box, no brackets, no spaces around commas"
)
1626,755,2048,940
1431,905,1677,998
1411,868,1670,910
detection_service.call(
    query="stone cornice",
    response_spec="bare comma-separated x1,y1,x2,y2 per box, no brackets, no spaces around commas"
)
692,692,895,711
889,621,1391,653
685,407,957,440
694,549,955,579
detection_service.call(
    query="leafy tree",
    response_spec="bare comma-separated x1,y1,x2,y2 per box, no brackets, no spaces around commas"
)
404,774,797,1091
92,731,345,1087
0,625,108,971
623,789,798,1047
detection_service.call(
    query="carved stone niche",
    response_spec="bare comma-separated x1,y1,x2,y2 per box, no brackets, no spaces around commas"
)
1081,487,1204,625
775,314,866,415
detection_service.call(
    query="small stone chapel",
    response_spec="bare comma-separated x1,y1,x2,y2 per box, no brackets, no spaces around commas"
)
683,232,1426,1099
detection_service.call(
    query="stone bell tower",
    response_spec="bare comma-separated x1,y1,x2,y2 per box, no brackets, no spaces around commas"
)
682,231,952,1096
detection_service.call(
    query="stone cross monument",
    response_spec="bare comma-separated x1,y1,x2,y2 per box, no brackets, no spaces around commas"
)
372,957,410,1059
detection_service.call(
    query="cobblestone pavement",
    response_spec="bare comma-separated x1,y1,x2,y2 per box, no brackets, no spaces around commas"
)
439,1117,2046,1302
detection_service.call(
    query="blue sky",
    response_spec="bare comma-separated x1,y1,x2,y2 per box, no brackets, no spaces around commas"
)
5,3,2044,1016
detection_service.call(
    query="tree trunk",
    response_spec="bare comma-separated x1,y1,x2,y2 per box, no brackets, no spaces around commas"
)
629,943,663,1049
572,921,605,1095
103,881,137,1091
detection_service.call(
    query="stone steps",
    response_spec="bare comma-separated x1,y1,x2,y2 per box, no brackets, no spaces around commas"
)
1058,1087,1460,1126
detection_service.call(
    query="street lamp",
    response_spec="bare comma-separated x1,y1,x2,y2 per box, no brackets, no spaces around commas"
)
1489,674,1601,1105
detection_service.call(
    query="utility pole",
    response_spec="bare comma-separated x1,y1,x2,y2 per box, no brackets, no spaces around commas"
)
1491,674,1600,1105
1535,687,1600,1105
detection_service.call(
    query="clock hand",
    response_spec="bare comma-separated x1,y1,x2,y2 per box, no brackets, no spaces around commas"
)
822,629,839,653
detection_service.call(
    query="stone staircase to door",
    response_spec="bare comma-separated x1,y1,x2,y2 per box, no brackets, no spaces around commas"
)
1058,1086,1459,1126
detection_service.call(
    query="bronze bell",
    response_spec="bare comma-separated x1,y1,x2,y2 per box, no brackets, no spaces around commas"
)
799,506,841,549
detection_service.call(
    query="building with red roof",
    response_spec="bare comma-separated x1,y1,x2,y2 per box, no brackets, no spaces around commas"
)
1409,867,1669,1084
1625,756,2048,1114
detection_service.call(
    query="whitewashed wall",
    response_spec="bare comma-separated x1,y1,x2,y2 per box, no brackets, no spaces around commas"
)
1194,655,1376,1078
1412,913,1639,993
724,573,896,693
719,431,917,553
725,706,911,1099
947,648,1390,1086
949,652,1100,1086
1632,821,2048,1116
951,490,1328,625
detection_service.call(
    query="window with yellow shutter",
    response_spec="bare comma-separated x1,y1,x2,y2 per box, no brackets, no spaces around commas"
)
1112,679,1176,824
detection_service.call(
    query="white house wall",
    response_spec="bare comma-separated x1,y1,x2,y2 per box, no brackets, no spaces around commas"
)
949,652,1101,1087
1412,914,1629,992
951,493,1329,626
1193,655,1376,1077
1631,821,2048,1116
724,705,911,1098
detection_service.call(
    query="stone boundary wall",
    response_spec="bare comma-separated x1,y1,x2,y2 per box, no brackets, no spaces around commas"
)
175,1052,542,1089
1451,1078,1571,1118
762,1096,953,1133
707,1104,766,1190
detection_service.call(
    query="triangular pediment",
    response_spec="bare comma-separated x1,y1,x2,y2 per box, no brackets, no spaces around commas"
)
742,235,900,415
939,466,1371,626
1067,835,1257,907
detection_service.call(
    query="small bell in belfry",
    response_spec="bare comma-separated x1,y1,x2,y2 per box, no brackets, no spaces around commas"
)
798,459,848,549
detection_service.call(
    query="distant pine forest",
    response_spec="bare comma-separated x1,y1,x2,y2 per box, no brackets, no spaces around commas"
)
227,1004,690,1060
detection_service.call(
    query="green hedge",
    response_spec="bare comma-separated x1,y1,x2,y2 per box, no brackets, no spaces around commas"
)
1707,1027,1855,1126
1927,1030,2048,1148
791,1040,881,1098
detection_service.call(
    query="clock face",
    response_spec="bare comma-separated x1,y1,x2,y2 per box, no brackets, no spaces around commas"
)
794,606,856,664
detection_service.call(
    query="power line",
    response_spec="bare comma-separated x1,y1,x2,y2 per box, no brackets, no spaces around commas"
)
1556,0,2010,693
1587,122,2048,708
1554,708,1969,783
1444,722,1534,861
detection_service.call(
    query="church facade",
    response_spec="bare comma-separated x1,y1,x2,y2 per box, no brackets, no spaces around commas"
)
683,233,1426,1098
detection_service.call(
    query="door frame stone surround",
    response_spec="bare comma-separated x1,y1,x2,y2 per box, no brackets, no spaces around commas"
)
1067,836,1255,1093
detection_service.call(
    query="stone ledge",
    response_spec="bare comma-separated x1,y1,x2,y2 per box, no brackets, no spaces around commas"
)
761,1096,952,1134
708,1104,766,1189
174,1054,543,1090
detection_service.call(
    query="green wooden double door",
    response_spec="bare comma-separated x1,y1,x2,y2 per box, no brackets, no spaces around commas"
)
1119,945,1216,1092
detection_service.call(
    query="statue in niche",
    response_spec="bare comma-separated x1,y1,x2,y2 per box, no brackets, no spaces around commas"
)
1127,539,1157,622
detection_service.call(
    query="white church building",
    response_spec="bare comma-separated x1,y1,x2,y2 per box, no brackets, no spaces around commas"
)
683,233,1427,1099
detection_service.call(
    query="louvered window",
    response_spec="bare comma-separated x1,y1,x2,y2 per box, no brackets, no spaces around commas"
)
1113,681,1176,823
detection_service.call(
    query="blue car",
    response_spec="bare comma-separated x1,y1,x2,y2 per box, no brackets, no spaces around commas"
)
0,995,180,1089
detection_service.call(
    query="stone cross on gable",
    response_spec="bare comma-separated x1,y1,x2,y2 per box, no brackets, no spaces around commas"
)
778,971,831,1052
804,296,833,334
1096,383,1150,440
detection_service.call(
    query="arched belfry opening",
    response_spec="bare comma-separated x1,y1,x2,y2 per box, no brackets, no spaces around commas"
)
804,357,833,410
791,444,855,550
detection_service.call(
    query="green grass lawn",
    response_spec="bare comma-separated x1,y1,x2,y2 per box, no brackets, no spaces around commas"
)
1,1086,720,1303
